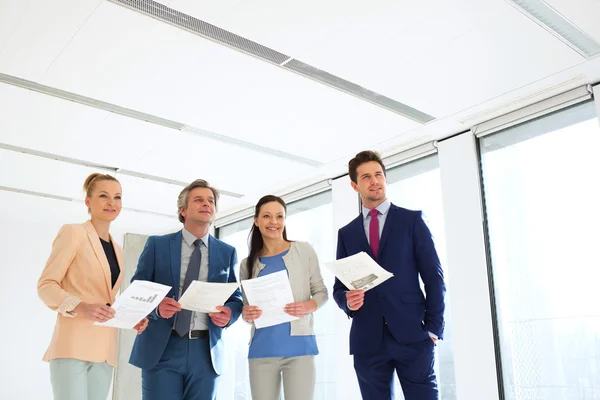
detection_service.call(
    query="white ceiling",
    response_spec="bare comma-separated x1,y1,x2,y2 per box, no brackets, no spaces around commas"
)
0,0,599,221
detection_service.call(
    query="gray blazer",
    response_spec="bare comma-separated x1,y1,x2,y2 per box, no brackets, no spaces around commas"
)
239,241,328,341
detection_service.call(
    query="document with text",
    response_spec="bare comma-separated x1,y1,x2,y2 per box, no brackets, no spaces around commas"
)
178,281,240,313
94,280,171,329
324,252,393,291
241,270,298,329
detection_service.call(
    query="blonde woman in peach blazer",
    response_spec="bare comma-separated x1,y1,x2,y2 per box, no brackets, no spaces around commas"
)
38,173,149,400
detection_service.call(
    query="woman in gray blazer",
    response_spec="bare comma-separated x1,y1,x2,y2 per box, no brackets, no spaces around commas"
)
240,195,328,400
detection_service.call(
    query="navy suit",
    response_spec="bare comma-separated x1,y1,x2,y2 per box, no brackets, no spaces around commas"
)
333,204,445,399
129,230,243,400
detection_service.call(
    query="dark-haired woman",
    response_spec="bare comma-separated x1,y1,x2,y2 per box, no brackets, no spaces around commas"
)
239,195,328,400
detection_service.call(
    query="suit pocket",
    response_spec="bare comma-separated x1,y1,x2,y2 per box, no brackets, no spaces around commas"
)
213,270,229,282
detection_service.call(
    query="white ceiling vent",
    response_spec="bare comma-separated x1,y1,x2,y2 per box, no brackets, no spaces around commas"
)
506,0,600,58
109,0,435,123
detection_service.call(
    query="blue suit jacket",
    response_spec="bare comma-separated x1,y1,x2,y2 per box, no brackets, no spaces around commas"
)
128,230,243,375
333,204,445,355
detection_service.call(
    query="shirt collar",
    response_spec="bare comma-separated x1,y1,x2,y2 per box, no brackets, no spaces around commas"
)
182,227,210,249
362,198,391,219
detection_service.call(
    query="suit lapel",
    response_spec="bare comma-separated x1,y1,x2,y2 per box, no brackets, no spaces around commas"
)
351,215,374,259
378,204,396,259
170,231,183,299
84,220,112,296
207,235,217,282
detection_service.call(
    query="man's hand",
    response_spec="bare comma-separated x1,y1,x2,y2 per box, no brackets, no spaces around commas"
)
346,290,365,311
134,318,149,334
158,297,181,319
242,305,262,323
209,306,232,327
74,303,115,322
284,300,317,317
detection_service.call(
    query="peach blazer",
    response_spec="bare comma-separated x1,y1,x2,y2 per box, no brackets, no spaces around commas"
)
37,220,124,366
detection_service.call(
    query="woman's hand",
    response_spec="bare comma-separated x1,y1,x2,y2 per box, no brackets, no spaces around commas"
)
133,318,149,334
74,302,115,322
242,305,262,323
284,300,317,318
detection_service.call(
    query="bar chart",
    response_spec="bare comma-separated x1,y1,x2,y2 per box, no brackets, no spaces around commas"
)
131,294,158,303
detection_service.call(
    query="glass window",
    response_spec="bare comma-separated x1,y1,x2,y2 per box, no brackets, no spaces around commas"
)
217,191,334,399
480,101,600,399
386,155,456,400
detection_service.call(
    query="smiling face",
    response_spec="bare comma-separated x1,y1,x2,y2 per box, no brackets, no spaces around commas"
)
254,201,286,241
351,161,387,209
180,187,216,226
85,180,122,222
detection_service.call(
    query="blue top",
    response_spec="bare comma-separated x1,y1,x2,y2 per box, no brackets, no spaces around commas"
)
248,249,319,359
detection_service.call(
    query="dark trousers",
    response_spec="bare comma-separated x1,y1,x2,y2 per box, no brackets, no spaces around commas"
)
354,324,438,400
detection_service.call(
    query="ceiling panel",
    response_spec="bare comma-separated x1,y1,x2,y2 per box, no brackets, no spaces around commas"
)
0,189,180,237
0,147,200,219
182,0,388,58
40,1,420,164
294,0,585,117
0,190,87,225
544,0,600,43
127,130,314,195
0,0,32,55
0,0,103,80
0,148,103,201
0,84,167,166
112,174,183,217
114,173,246,220
172,0,585,117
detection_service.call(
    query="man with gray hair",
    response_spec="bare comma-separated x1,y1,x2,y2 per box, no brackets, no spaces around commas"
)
129,179,243,400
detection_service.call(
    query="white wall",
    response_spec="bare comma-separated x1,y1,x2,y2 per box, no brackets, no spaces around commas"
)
0,190,180,400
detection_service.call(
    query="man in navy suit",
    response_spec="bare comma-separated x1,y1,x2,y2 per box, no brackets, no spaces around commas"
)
129,179,243,400
333,151,446,400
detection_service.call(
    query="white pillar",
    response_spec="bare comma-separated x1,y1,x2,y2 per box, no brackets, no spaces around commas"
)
331,175,362,399
437,133,500,400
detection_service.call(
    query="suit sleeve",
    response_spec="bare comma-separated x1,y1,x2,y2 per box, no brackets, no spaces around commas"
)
333,229,354,317
37,224,82,317
130,236,160,320
413,211,446,339
223,248,243,327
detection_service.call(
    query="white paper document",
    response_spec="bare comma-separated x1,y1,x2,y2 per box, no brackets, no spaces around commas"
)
241,270,298,329
325,251,393,291
94,280,171,329
178,281,240,313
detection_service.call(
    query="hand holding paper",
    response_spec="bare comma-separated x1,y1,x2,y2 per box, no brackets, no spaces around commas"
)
325,252,393,291
178,281,240,313
241,270,298,329
242,305,262,323
94,280,171,329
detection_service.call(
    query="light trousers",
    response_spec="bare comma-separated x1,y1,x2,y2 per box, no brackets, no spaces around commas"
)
249,356,315,400
49,358,113,400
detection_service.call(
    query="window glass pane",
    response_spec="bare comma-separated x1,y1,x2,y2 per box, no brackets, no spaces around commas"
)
386,155,456,400
480,101,600,399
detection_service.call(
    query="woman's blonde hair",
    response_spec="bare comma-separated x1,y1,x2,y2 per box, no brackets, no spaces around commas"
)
83,173,120,198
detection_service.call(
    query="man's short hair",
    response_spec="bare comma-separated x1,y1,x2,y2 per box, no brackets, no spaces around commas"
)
348,150,386,183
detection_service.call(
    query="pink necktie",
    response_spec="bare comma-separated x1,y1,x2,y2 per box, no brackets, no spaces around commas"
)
369,209,380,259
